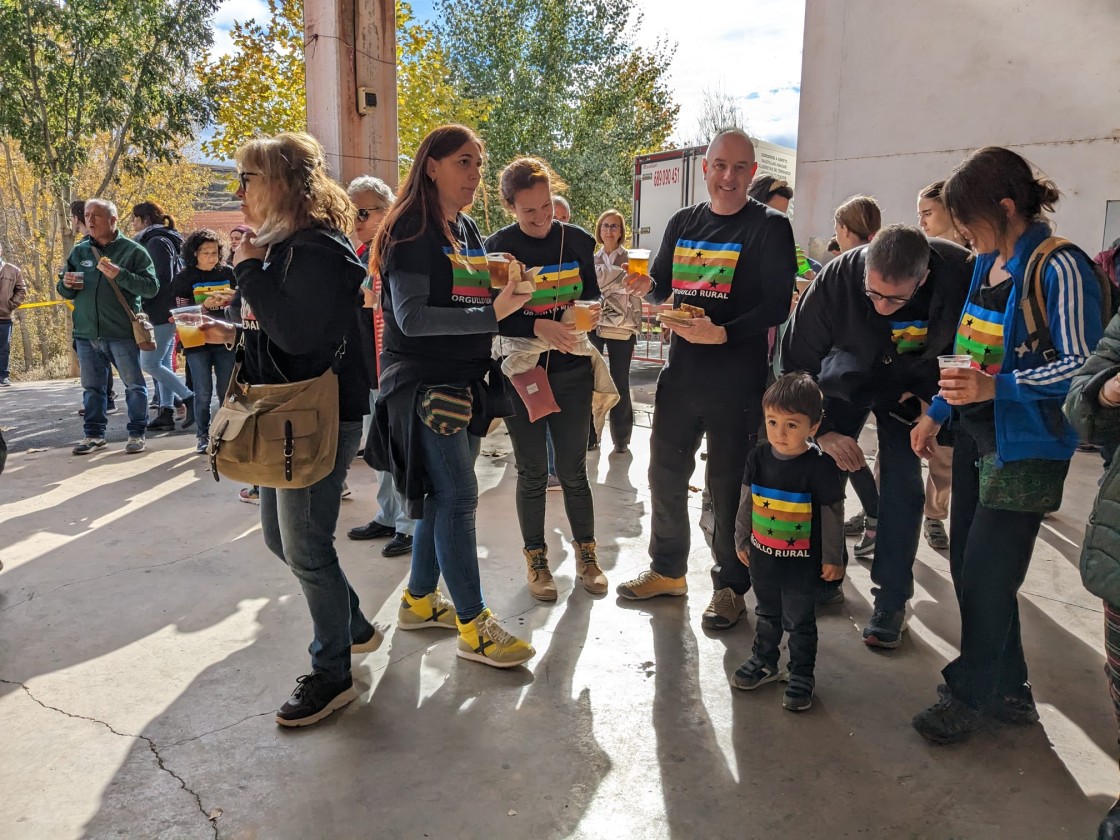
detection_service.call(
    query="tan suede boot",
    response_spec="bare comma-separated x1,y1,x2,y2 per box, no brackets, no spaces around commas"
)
524,547,557,601
573,540,608,594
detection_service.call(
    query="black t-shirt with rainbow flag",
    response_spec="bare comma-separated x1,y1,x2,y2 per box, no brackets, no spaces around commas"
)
739,443,844,580
487,221,600,373
170,265,237,355
650,200,796,390
953,277,1014,445
381,212,494,364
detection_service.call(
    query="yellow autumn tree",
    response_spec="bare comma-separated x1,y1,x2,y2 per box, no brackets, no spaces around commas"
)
202,0,489,178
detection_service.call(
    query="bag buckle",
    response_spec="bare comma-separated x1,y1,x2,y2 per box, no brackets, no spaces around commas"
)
284,419,294,482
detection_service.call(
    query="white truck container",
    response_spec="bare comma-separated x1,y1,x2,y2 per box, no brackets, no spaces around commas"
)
632,140,797,265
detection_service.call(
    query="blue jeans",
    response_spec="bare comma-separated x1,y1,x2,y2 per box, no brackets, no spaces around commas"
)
76,337,147,437
139,322,192,408
260,421,372,682
408,423,485,622
185,347,236,440
0,319,11,378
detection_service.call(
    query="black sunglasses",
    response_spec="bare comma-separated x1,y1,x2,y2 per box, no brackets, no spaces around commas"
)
238,171,260,190
355,208,377,222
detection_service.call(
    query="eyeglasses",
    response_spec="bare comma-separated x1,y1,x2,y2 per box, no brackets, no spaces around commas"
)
355,208,378,222
238,171,260,190
863,280,921,306
600,223,621,231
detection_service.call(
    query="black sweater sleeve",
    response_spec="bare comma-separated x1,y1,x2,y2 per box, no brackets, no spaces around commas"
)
721,214,796,346
235,246,354,355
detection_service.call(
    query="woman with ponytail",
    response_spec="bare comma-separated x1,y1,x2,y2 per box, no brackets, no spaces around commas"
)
910,146,1104,744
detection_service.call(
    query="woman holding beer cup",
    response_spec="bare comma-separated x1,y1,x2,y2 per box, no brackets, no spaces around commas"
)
909,146,1103,744
485,157,617,602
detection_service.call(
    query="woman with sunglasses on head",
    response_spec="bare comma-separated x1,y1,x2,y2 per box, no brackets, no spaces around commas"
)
368,124,536,669
203,132,380,727
911,147,1104,744
587,209,641,454
486,157,635,603
343,176,414,558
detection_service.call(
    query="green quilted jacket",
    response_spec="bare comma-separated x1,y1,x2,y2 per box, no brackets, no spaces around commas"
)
1065,313,1120,605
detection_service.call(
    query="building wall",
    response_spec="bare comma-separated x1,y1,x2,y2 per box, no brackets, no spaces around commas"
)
795,0,1120,257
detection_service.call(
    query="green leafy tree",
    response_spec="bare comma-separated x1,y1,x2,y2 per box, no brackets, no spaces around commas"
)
0,0,219,247
435,0,678,232
204,0,489,181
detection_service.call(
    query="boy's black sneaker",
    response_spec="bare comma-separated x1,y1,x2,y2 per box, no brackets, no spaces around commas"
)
863,608,906,649
817,581,845,606
275,672,357,728
912,693,986,744
730,655,785,691
783,674,815,712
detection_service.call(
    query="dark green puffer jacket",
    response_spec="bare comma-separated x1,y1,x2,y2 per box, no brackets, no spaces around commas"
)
1065,312,1120,605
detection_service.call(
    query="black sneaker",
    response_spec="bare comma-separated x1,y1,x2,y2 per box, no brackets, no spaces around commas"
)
863,608,907,649
1098,799,1120,840
818,581,845,606
146,407,175,432
179,396,195,429
105,400,118,414
275,672,357,728
783,674,815,712
730,655,785,691
382,533,414,557
988,684,1040,726
912,693,986,744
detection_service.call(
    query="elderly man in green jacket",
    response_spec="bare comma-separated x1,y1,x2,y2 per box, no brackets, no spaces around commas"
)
57,198,158,455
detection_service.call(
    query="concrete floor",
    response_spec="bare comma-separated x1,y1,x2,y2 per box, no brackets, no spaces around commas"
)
1,378,1118,839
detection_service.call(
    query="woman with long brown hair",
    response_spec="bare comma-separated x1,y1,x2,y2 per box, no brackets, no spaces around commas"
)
368,124,535,669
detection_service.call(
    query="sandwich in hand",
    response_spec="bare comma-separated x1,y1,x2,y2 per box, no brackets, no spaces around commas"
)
656,303,705,326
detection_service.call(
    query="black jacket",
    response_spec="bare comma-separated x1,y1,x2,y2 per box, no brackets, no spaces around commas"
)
233,226,369,421
135,225,184,324
781,239,972,433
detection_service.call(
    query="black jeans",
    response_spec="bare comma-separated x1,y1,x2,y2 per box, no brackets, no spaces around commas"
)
942,429,1043,707
648,374,756,594
588,333,636,448
828,403,924,610
751,558,818,679
505,361,595,549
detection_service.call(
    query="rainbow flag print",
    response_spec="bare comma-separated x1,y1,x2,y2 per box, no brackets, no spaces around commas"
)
444,247,492,303
522,260,582,314
190,280,233,306
671,239,742,295
955,301,1005,373
751,484,812,552
889,319,929,354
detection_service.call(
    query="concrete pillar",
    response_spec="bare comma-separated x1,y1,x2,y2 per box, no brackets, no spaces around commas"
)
303,0,398,189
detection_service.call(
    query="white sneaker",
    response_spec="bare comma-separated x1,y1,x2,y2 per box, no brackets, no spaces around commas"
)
124,436,146,454
72,437,107,455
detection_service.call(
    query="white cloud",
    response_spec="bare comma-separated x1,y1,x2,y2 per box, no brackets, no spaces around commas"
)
632,0,805,148
210,0,269,59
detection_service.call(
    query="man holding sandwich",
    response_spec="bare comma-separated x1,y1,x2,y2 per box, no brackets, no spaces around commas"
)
616,128,798,630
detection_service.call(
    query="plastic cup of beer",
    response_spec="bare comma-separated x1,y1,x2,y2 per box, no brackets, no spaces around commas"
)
66,271,84,290
937,354,973,370
572,301,598,332
627,248,651,277
486,252,510,287
170,305,207,349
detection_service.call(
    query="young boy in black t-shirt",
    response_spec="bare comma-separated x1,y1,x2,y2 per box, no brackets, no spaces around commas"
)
732,373,845,711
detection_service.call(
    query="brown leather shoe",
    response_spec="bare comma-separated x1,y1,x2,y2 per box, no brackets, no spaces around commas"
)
573,540,608,595
524,547,557,601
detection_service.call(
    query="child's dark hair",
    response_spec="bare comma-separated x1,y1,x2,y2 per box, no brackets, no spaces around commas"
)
182,228,229,268
762,373,823,425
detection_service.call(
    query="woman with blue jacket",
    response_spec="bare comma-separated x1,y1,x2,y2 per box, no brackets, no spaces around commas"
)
909,146,1104,744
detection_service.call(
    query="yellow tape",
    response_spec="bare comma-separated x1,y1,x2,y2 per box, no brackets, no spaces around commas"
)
18,300,74,310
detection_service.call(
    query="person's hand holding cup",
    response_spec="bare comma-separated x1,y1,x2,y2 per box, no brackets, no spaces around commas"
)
63,270,85,290
572,300,601,332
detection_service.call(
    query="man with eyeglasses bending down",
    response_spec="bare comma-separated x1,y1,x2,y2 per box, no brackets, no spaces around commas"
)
781,223,971,648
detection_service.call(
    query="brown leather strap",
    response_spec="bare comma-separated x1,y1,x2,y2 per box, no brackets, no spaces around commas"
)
90,245,141,326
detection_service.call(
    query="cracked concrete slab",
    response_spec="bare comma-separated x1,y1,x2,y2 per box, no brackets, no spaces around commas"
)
2,377,1118,838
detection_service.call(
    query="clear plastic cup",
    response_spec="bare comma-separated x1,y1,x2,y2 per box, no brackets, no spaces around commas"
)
486,252,510,287
627,248,651,276
572,300,598,332
937,354,973,369
170,305,207,348
65,271,84,290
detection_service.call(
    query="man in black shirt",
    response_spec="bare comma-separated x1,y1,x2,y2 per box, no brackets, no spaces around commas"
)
616,129,797,630
781,224,971,648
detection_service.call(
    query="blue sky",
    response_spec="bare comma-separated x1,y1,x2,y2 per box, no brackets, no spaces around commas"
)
211,0,804,150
